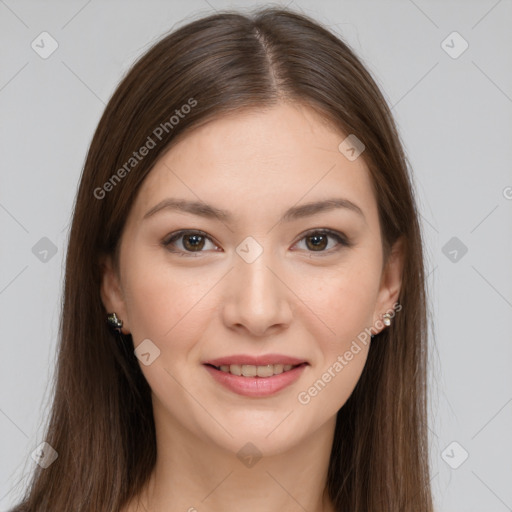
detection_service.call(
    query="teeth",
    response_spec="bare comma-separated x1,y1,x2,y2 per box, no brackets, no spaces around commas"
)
217,363,299,377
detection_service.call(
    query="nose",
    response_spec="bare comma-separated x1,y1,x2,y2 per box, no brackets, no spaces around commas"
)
221,249,293,337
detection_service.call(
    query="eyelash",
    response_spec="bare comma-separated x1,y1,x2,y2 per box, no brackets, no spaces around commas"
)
161,228,352,257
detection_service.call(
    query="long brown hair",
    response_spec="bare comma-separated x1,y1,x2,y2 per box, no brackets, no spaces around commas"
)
8,6,433,511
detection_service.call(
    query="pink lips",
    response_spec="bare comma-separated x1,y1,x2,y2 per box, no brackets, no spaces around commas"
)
202,354,309,397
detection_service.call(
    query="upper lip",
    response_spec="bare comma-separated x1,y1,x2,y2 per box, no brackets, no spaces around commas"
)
203,354,308,367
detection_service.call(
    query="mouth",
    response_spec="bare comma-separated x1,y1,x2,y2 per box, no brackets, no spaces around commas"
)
202,355,309,397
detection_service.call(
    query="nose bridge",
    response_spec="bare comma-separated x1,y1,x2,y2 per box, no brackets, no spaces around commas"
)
235,240,280,305
223,236,292,333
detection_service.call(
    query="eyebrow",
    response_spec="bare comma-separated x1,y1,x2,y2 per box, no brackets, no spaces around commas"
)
143,197,365,223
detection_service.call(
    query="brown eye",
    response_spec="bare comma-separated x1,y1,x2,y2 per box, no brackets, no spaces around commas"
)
294,229,351,255
305,233,329,251
182,233,206,251
163,230,218,255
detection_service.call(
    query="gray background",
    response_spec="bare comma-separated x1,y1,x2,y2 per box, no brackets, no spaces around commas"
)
1,1,511,510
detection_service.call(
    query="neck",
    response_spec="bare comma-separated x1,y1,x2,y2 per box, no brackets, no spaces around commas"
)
127,399,337,512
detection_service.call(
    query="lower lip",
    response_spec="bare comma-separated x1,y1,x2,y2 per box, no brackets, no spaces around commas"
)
204,364,308,397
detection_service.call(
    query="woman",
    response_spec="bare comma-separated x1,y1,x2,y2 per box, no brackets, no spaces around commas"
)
9,6,433,511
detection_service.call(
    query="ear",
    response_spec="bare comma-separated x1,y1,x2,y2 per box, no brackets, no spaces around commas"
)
99,253,131,334
372,236,405,333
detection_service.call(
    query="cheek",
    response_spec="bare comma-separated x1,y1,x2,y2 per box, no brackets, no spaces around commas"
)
297,269,376,412
303,256,381,347
299,347,370,415
122,253,217,345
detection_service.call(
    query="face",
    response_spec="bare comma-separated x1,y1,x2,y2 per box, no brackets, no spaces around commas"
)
101,102,403,456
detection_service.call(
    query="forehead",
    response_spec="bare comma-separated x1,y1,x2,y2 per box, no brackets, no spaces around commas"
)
129,102,378,228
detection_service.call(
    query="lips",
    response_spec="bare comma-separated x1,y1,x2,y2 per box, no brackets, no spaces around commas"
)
202,354,309,397
204,361,308,397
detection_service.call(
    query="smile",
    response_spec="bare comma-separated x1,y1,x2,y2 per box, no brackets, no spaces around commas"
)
203,362,308,397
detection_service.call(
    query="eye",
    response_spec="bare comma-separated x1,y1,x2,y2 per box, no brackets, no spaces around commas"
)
162,230,219,256
292,229,352,255
162,229,351,257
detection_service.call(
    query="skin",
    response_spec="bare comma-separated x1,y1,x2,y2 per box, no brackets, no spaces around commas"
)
101,101,404,512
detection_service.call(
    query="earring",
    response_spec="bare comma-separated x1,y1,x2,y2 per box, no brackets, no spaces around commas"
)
107,312,123,333
382,313,392,327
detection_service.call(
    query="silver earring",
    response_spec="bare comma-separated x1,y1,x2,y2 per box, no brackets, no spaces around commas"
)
382,313,392,327
107,312,123,333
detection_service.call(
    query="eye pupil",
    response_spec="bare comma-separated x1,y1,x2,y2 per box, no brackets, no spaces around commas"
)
183,234,205,251
306,234,328,251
